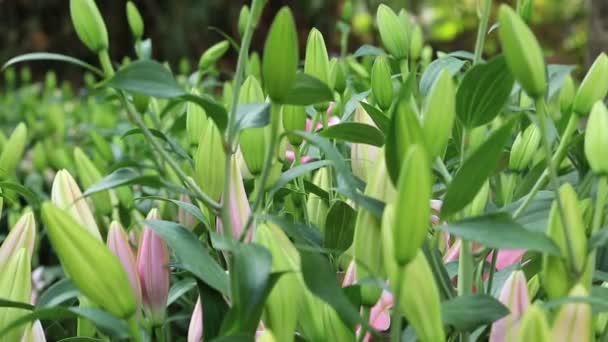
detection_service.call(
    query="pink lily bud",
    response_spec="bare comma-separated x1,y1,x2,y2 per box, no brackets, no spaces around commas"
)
217,156,252,241
107,221,142,310
284,149,314,164
187,296,203,342
551,284,592,342
490,270,530,342
0,211,36,271
137,209,170,324
177,195,197,230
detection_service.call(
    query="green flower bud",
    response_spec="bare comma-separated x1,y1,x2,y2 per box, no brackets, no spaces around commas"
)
41,203,136,318
304,28,330,86
559,75,576,115
330,58,347,94
132,92,150,113
584,101,608,175
376,4,409,60
0,211,36,272
0,122,27,180
527,274,540,299
498,5,546,98
248,52,262,81
371,55,394,111
516,0,533,23
510,124,541,172
572,53,608,115
391,99,425,184
70,0,109,52
0,248,31,342
262,7,299,102
126,1,144,39
306,167,330,232
257,330,277,342
517,305,550,342
282,105,307,146
351,104,381,181
393,145,431,265
186,89,208,146
32,142,47,172
423,69,455,158
73,147,113,216
239,76,267,175
341,1,353,22
198,40,230,71
223,82,234,111
410,25,424,60
551,285,592,341
194,121,226,201
238,5,250,38
90,131,113,162
468,180,490,217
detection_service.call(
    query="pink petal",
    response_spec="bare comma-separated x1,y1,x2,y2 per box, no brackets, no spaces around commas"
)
489,270,529,342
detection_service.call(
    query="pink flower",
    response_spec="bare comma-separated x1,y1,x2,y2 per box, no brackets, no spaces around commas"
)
188,296,203,342
489,270,530,342
108,221,142,310
217,155,253,241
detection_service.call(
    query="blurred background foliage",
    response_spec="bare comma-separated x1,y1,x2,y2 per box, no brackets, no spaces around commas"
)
0,0,592,84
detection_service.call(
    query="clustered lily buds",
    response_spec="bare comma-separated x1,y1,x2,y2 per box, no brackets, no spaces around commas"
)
70,0,109,53
510,124,541,172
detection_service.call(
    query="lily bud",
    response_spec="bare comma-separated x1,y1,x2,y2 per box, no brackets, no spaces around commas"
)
393,145,431,266
126,1,144,39
330,58,347,94
41,203,136,318
559,75,576,115
90,131,113,162
187,296,203,342
73,147,113,216
32,142,47,172
423,70,455,158
351,104,381,181
0,248,31,342
542,183,587,299
282,105,307,146
107,221,142,309
306,167,330,232
0,211,36,272
516,305,550,342
0,122,27,180
217,156,252,241
198,41,230,71
262,7,299,102
585,101,608,175
137,209,170,324
489,270,530,342
371,56,394,111
257,330,277,342
376,4,409,60
70,0,109,52
239,76,267,175
498,5,546,98
186,89,208,146
410,25,423,60
551,284,592,342
572,53,608,115
51,169,102,240
248,52,262,82
238,5,250,38
194,121,226,201
304,28,330,86
21,320,46,342
510,124,541,172
177,195,197,230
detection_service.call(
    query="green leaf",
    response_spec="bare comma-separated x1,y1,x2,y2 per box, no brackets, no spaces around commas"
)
543,287,608,313
441,294,509,331
168,278,197,306
83,168,161,197
37,278,80,307
324,201,356,255
589,228,608,252
353,45,386,58
180,93,228,132
281,73,334,106
359,102,390,132
265,215,323,247
420,56,467,96
442,118,516,217
137,196,209,229
106,60,185,98
235,103,271,133
319,122,385,147
0,181,41,207
144,220,230,297
58,338,103,342
122,128,192,163
0,298,35,311
2,52,104,76
547,64,576,99
443,212,561,255
269,160,331,197
456,55,515,128
198,280,229,341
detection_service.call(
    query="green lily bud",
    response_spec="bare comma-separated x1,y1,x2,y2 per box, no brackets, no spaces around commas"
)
223,82,234,111
330,58,347,94
258,330,277,342
376,4,409,60
238,5,250,38
198,40,230,71
510,124,541,172
498,5,546,98
126,1,144,39
90,131,113,162
542,183,587,299
423,69,455,158
551,284,592,341
351,104,381,181
239,76,267,175
306,167,330,232
573,53,608,115
410,25,423,60
517,305,550,342
282,105,307,146
559,75,576,115
393,144,431,265
304,28,330,86
468,180,490,217
41,203,136,318
341,1,353,22
371,56,394,111
248,52,262,81
32,142,47,172
70,0,109,52
390,99,425,184
263,7,299,102
585,101,608,175
194,121,225,201
0,122,27,180
516,0,533,22
132,92,149,113
0,248,31,342
527,274,540,298
0,211,36,272
73,147,113,216
186,89,208,146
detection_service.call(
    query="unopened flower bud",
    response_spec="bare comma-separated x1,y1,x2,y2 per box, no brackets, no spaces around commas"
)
306,167,330,232
559,75,576,115
304,28,330,86
0,248,31,342
0,211,36,272
73,147,113,216
572,53,608,115
371,56,394,111
410,25,423,60
217,156,252,240
187,296,203,342
423,69,455,158
282,105,307,146
239,76,267,175
70,0,109,52
376,5,409,59
516,305,550,342
584,101,608,175
490,271,530,342
186,89,208,146
238,5,250,38
194,121,226,201
107,221,142,309
510,124,541,172
126,1,144,39
198,41,230,71
551,284,592,342
330,58,347,94
0,122,27,180
351,104,381,181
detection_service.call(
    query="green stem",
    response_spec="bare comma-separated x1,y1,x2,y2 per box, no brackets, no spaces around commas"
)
435,157,453,184
154,326,165,342
473,0,492,65
98,49,114,77
127,317,142,342
458,240,473,296
592,176,608,235
486,250,498,294
390,267,404,342
400,59,409,82
535,97,578,275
